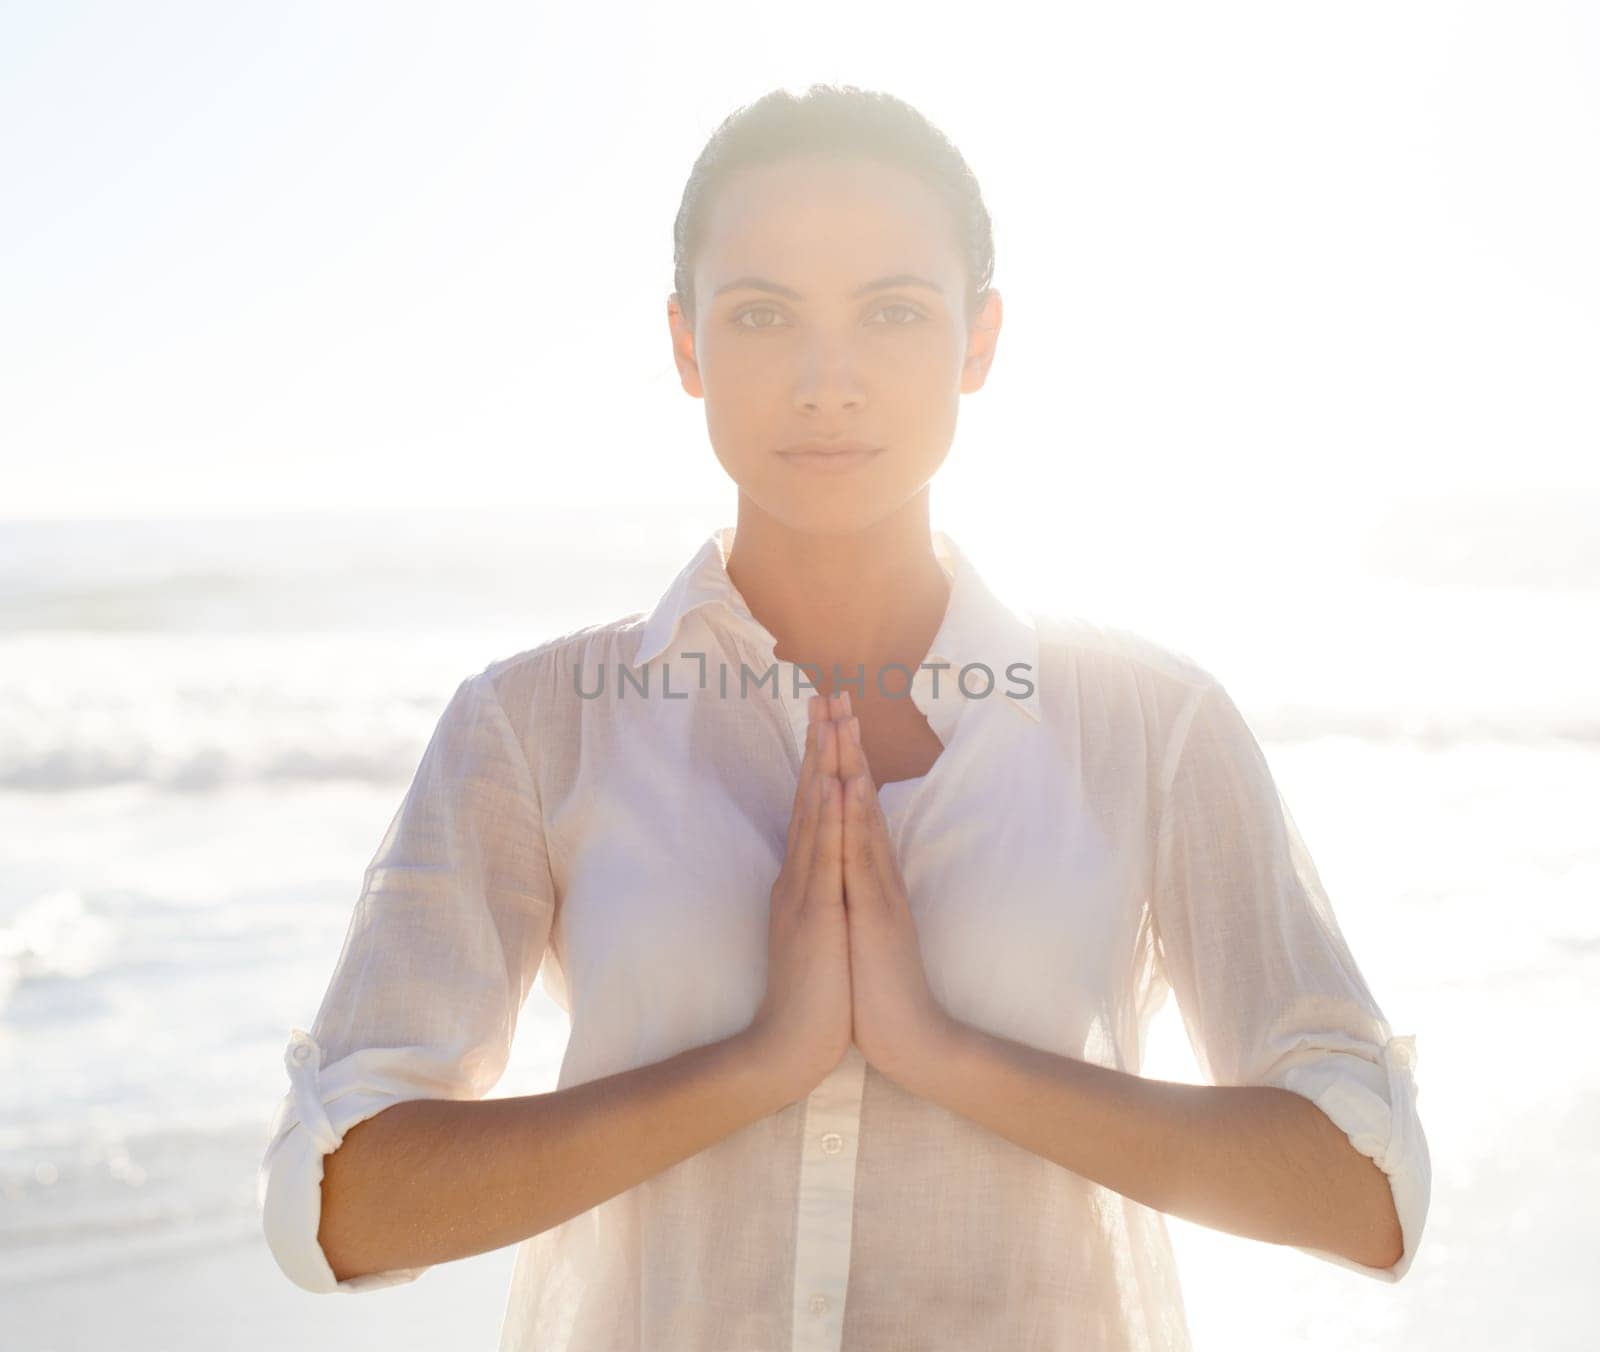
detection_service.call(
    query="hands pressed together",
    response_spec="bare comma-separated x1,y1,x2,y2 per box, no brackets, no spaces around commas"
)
749,690,955,1100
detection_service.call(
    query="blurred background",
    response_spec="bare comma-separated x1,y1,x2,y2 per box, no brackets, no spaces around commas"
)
2,2,1596,1348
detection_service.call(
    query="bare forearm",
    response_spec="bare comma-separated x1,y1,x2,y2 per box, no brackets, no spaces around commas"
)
905,1018,1403,1271
319,1029,791,1283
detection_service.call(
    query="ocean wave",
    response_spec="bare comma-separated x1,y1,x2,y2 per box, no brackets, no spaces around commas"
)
2,704,1597,795
0,682,447,792
1246,707,1600,747
0,889,114,1012
0,570,536,634
0,730,421,792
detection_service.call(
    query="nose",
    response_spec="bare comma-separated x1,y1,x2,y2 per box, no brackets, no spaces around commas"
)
792,339,866,414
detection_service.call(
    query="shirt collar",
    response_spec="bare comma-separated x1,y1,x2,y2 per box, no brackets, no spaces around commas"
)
633,525,1041,723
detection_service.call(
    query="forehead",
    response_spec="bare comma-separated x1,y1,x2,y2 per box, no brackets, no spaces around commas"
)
696,153,962,284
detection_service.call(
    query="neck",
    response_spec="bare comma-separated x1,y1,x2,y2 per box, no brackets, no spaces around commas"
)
722,492,952,697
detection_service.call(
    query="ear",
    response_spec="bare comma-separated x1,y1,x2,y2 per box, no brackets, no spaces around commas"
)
959,287,1004,394
667,292,704,398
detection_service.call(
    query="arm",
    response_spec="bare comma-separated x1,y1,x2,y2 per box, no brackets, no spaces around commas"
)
900,1018,1404,1270
903,674,1428,1281
316,1025,794,1284
1138,676,1429,1279
261,666,575,1293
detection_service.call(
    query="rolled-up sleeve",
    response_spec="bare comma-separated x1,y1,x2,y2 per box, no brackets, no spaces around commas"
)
1150,676,1431,1282
257,667,557,1293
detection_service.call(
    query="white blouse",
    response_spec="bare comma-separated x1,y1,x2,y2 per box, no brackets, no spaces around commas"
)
258,524,1430,1351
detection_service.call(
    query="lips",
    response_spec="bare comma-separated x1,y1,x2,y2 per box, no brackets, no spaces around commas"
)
775,443,884,474
777,439,881,457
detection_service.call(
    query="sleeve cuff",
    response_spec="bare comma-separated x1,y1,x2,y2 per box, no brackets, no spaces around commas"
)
1273,1033,1432,1282
258,1028,436,1294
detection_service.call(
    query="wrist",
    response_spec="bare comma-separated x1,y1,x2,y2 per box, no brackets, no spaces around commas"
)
892,1009,970,1102
727,1022,809,1114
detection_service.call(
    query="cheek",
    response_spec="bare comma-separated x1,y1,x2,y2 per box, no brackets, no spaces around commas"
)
698,330,780,383
880,329,971,399
879,357,962,431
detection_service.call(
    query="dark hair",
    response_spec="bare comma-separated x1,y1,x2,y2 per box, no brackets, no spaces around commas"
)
672,83,995,333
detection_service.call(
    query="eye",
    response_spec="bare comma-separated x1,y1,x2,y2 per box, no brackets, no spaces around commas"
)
868,302,928,326
733,305,787,330
731,301,930,331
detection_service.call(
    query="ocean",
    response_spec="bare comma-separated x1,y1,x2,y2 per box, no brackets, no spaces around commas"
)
0,503,1594,1349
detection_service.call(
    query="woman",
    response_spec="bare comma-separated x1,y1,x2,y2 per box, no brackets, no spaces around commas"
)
259,84,1430,1350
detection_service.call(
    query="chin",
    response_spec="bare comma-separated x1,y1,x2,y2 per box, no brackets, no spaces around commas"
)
745,487,912,538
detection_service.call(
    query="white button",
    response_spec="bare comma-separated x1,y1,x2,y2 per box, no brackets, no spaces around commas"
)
820,1132,843,1155
1391,1040,1415,1070
292,1043,312,1063
808,1294,829,1316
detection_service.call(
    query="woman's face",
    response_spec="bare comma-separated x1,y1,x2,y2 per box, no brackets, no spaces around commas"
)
669,152,1003,536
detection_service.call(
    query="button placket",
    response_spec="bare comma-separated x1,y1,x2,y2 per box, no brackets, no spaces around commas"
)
790,1046,865,1352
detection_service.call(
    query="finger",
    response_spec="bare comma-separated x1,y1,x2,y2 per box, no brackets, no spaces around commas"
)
863,777,907,914
818,711,840,781
829,692,863,778
788,770,824,900
808,775,844,908
790,693,834,831
834,711,871,787
841,772,879,910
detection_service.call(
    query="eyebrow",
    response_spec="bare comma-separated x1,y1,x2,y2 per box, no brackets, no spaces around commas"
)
711,272,945,301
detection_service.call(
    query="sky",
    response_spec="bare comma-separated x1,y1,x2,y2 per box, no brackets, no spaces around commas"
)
1,1,1596,598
